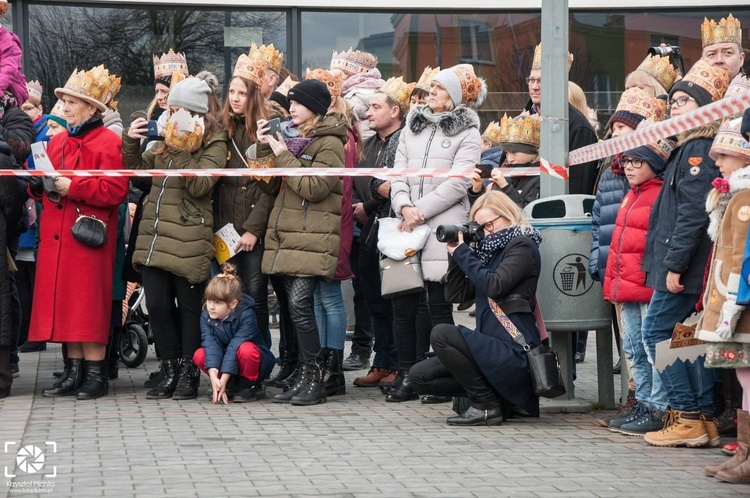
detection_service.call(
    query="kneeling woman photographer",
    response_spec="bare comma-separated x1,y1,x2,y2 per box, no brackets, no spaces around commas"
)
411,190,542,425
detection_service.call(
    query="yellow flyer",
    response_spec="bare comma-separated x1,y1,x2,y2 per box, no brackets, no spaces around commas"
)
213,223,241,265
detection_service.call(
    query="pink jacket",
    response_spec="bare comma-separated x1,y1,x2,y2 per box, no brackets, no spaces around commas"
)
0,27,28,104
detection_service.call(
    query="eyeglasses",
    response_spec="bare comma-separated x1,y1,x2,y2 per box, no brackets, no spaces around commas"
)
478,215,504,232
668,96,696,108
621,157,645,169
525,77,541,86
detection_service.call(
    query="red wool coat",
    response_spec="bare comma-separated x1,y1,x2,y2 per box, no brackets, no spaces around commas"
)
603,178,662,304
28,123,129,344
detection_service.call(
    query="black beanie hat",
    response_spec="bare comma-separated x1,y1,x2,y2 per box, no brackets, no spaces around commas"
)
269,91,290,112
669,80,713,107
287,79,331,116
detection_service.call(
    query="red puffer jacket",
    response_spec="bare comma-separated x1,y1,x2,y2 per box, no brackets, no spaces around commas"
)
603,178,663,303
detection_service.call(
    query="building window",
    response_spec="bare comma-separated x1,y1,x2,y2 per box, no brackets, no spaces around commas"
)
459,20,493,65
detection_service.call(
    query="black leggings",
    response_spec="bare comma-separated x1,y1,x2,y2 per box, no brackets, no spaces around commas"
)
141,266,205,361
230,246,269,346
410,324,499,410
273,275,323,365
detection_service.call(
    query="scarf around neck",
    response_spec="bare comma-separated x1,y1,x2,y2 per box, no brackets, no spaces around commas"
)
475,225,542,265
279,119,317,158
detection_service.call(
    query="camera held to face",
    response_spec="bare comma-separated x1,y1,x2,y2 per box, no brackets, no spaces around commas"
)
436,221,484,244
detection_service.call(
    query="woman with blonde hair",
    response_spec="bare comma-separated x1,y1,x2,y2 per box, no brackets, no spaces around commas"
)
410,190,543,425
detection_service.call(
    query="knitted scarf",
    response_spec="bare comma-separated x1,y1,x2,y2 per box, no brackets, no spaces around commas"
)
475,225,542,265
279,120,317,158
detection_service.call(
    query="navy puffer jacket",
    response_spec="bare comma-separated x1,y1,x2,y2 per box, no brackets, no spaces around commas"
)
589,155,630,282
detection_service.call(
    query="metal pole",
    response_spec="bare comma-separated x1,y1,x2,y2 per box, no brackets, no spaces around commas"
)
539,0,569,198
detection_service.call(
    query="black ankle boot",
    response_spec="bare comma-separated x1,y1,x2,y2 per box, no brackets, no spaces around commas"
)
386,370,418,402
267,349,299,388
234,377,266,403
291,361,327,406
277,364,302,391
446,405,504,426
146,359,179,399
43,359,83,397
380,369,404,395
144,362,164,388
52,358,71,388
172,358,201,400
272,365,308,403
76,360,109,400
323,349,346,397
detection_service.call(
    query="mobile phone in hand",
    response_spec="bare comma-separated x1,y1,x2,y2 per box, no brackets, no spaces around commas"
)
267,118,282,137
145,120,161,138
477,164,494,179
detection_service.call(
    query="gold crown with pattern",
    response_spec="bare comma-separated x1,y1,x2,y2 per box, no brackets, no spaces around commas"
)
642,133,677,162
702,13,742,48
169,70,187,92
245,144,275,184
55,65,118,112
378,76,413,112
681,59,730,102
498,113,541,149
233,51,266,87
725,73,750,99
153,49,189,81
482,121,503,147
249,43,283,75
532,43,574,71
710,117,750,163
94,65,121,110
615,87,667,121
415,66,440,93
330,48,378,76
25,80,43,104
49,99,65,120
306,68,343,98
275,76,297,97
165,113,205,153
637,54,678,92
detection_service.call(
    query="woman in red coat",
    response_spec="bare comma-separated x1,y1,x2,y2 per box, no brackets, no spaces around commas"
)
27,66,129,400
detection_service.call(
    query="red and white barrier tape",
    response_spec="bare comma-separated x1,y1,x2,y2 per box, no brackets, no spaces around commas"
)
539,157,569,180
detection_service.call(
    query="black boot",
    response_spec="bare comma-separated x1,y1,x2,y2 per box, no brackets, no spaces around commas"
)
718,370,742,436
267,348,299,388
446,405,504,426
144,361,164,389
277,364,302,392
76,360,109,400
52,358,71,388
146,359,180,399
386,370,418,402
172,358,201,400
42,359,83,397
234,377,266,403
323,349,346,397
380,369,404,395
272,364,308,403
291,360,327,406
19,341,46,353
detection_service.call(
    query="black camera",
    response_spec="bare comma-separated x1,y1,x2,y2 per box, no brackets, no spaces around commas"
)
436,221,484,244
647,45,685,76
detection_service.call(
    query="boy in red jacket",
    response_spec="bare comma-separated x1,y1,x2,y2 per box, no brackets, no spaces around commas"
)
603,137,676,436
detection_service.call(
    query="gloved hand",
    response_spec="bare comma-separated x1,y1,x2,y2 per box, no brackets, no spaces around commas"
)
716,299,745,340
28,175,43,197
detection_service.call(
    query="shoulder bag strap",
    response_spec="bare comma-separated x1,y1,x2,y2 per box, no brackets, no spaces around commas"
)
487,297,530,351
231,138,250,168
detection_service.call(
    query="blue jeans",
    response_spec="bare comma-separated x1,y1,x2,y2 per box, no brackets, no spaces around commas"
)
314,280,347,350
641,290,714,414
620,302,668,411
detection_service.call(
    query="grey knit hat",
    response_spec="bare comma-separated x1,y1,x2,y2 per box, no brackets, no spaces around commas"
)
167,77,210,114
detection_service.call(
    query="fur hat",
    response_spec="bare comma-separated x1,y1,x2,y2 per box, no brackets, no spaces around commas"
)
287,79,331,116
431,64,487,107
168,78,211,115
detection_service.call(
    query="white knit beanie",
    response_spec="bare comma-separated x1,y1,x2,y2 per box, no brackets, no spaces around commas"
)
167,78,210,114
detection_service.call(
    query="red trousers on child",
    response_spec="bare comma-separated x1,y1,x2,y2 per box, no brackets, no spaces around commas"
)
193,342,261,381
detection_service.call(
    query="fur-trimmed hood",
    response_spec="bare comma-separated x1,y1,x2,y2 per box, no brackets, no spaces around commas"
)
707,165,750,241
407,105,480,137
677,120,720,147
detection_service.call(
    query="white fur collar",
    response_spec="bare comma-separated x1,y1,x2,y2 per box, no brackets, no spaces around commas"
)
707,165,750,242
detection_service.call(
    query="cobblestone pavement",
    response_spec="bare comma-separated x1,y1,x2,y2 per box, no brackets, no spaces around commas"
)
1,308,749,497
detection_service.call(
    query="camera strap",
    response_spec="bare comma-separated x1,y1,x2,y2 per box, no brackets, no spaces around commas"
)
487,297,530,352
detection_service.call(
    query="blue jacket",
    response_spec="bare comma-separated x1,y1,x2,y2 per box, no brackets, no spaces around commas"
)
589,158,630,281
199,294,275,380
479,146,503,168
739,231,750,305
19,116,49,250
642,127,719,294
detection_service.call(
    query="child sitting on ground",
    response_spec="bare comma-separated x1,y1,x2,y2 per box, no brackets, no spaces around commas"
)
193,264,275,404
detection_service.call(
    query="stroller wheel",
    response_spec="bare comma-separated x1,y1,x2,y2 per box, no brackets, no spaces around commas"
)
120,322,149,368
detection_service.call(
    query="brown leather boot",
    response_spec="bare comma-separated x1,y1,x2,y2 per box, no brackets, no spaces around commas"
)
701,414,721,448
353,367,390,387
706,410,748,477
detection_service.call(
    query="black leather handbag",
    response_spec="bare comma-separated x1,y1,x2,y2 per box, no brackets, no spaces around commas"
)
71,202,110,249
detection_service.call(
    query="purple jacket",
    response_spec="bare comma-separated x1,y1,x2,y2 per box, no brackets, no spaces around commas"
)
0,28,28,104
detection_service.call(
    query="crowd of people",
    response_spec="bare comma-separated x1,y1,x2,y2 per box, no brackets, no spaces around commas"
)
0,0,750,482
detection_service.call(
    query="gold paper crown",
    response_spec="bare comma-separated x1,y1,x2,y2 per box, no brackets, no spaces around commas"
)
165,118,204,153
498,113,541,149
702,13,742,48
681,59,730,102
531,43,574,71
710,117,750,163
26,80,43,104
249,43,283,75
233,52,266,87
275,76,297,97
449,64,485,105
169,70,187,92
482,121,503,147
725,73,750,99
615,87,667,122
245,143,275,184
637,54,678,92
49,100,65,120
153,49,189,81
646,137,678,162
55,65,117,112
415,66,440,93
330,48,378,76
92,65,121,109
306,68,343,98
378,76,412,112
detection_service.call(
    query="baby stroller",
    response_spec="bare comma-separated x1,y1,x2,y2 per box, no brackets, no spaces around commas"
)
119,282,151,368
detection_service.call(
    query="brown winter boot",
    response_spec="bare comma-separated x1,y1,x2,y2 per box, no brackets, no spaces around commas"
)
707,410,748,477
716,410,750,483
701,414,721,448
643,409,709,447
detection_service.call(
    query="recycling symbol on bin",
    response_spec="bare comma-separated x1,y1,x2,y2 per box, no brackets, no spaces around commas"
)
552,253,593,297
